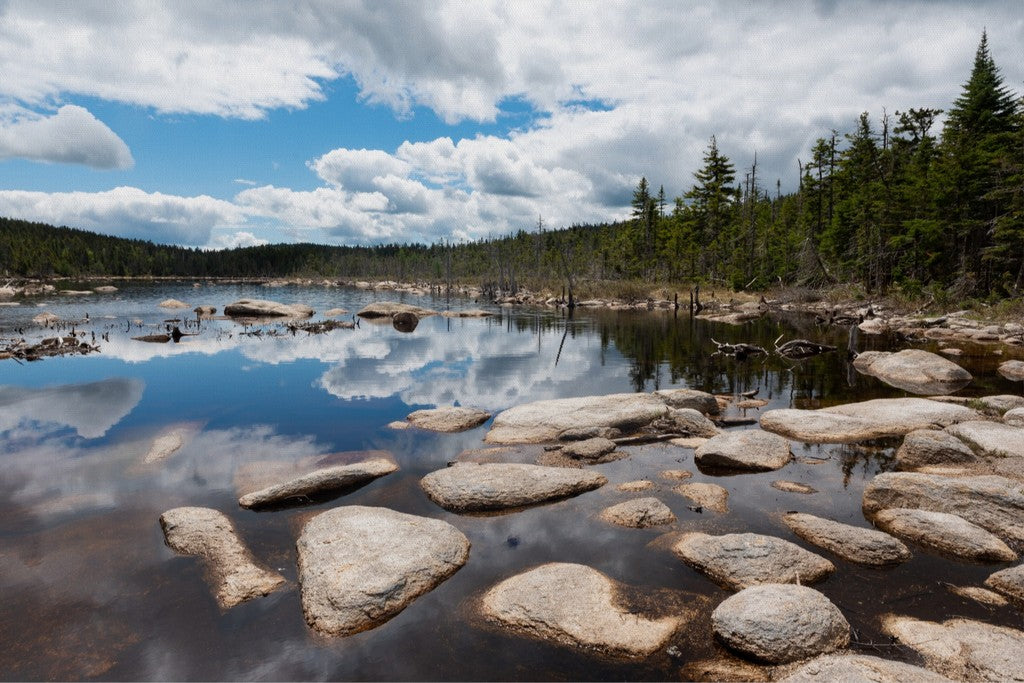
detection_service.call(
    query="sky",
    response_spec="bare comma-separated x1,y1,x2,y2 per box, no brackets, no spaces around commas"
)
0,1,1022,250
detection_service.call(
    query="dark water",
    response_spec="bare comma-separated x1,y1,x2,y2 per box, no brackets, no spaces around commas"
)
1,282,1022,680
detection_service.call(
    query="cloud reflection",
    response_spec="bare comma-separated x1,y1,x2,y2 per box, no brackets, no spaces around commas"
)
0,378,145,438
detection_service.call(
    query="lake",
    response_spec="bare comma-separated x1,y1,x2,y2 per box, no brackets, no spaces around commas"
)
1,281,1021,680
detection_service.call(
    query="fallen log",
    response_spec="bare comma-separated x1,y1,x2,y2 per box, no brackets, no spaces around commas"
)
774,335,837,359
711,338,767,358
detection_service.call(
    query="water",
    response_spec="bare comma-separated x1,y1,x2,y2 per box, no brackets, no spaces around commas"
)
1,282,1022,680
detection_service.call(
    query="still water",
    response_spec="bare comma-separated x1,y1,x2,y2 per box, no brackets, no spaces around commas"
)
0,282,1021,680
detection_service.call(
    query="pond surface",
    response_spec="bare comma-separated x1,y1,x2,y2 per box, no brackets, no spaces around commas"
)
1,282,1022,680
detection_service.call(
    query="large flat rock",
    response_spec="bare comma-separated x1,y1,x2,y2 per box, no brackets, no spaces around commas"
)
672,532,834,590
480,562,681,658
761,399,980,444
712,584,849,664
895,429,977,470
485,393,670,444
863,472,1024,544
420,462,607,512
406,406,491,432
159,506,284,609
356,301,438,318
882,616,1024,682
854,349,972,395
780,654,953,682
985,564,1024,607
873,508,1017,562
224,298,314,317
783,513,911,566
297,506,469,636
694,429,792,471
946,421,1024,459
238,457,398,509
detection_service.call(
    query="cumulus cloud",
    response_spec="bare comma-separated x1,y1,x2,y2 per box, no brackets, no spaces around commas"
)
207,230,269,250
0,187,244,245
0,105,133,169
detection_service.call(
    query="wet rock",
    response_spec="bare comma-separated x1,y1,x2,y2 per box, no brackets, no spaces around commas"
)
779,654,952,682
712,584,849,664
674,482,729,513
158,298,189,309
679,658,771,682
392,311,419,332
159,507,284,609
947,585,1010,608
694,430,792,471
559,426,622,441
669,436,709,449
853,349,972,395
862,472,1024,543
761,398,979,444
224,298,314,317
998,360,1024,381
93,285,118,293
660,469,693,481
617,480,655,492
406,406,491,433
480,562,681,658
653,388,721,414
985,564,1024,607
297,506,469,636
782,513,911,566
32,312,59,324
873,508,1017,562
144,424,198,463
239,457,398,509
485,393,670,444
1005,408,1024,427
771,480,816,494
672,532,834,590
323,308,348,317
882,615,1024,682
441,309,494,318
599,497,676,528
670,408,721,438
895,429,977,470
562,437,617,460
193,305,216,316
356,301,438,319
420,462,606,512
946,421,1024,458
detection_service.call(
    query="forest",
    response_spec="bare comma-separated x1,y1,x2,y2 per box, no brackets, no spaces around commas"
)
2,34,1021,302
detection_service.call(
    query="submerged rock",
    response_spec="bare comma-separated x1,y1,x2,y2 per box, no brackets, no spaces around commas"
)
224,298,314,317
853,349,972,395
761,398,979,444
771,480,816,494
712,584,850,664
873,508,1017,562
323,307,348,317
617,480,655,492
782,513,911,566
947,584,1010,608
694,430,792,471
32,312,59,324
882,615,1024,682
93,285,118,293
599,497,675,528
779,654,953,682
674,482,729,513
862,472,1024,543
356,301,438,319
946,421,1024,459
297,506,469,636
480,562,681,658
420,462,606,512
562,437,618,460
485,393,670,444
239,457,398,509
672,532,834,590
193,305,216,316
895,429,977,470
158,298,189,309
441,309,494,318
159,506,284,609
985,564,1024,607
144,424,198,464
406,406,491,432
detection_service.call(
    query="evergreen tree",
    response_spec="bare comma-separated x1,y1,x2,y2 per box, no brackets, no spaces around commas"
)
684,136,736,279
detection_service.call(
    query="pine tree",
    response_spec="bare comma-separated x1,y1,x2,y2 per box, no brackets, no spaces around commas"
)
685,137,736,279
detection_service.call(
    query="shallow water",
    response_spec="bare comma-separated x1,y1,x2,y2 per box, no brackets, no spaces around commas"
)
1,282,1022,680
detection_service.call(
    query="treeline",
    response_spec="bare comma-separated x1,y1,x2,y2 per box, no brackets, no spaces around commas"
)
2,34,1021,300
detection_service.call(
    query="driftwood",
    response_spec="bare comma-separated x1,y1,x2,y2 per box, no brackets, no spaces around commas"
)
711,338,767,358
2,336,100,361
774,335,837,359
287,319,356,334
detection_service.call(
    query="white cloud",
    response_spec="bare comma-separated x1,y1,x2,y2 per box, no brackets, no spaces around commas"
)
0,187,244,245
309,148,411,191
207,230,269,250
0,104,133,169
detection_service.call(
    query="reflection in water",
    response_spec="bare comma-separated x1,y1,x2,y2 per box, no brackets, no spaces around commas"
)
0,377,145,438
0,284,1022,680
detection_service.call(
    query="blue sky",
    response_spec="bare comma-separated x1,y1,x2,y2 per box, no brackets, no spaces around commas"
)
0,1,1021,249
